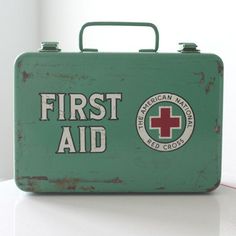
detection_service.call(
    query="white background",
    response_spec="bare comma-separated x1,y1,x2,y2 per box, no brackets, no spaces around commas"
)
0,0,235,184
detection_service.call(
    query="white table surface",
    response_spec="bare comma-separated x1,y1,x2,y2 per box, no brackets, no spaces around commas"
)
0,180,236,236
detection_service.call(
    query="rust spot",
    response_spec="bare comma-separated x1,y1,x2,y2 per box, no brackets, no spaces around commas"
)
214,119,221,134
26,180,36,191
50,178,79,190
17,176,123,191
22,71,31,82
193,73,216,94
205,77,216,94
67,185,76,190
217,60,223,77
110,177,123,184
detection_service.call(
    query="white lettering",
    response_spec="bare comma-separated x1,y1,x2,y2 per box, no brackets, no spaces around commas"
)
79,126,86,153
70,94,87,120
57,127,76,153
106,94,122,120
90,94,106,120
58,93,65,120
90,127,106,153
40,93,56,120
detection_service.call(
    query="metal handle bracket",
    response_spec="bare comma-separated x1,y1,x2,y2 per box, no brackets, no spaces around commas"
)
79,21,159,52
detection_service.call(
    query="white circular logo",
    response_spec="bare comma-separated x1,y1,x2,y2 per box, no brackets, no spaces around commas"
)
136,93,195,152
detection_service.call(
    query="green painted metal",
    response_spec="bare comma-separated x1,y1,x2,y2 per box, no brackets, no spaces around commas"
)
14,22,223,193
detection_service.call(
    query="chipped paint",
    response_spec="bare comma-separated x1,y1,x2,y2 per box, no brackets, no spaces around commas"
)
50,178,79,190
50,177,122,184
22,71,31,82
194,72,205,85
217,60,223,77
46,72,89,81
16,176,48,192
205,77,216,94
48,177,122,191
110,177,123,184
67,186,76,190
206,180,220,192
17,176,48,181
16,129,23,142
156,186,165,190
214,119,221,134
79,186,95,191
193,72,216,94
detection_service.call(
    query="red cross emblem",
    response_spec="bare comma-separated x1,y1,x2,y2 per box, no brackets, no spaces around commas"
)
149,106,181,139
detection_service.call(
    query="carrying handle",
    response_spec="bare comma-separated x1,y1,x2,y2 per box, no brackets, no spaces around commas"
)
79,22,159,52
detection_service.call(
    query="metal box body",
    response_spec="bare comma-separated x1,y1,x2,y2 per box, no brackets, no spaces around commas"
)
14,23,223,193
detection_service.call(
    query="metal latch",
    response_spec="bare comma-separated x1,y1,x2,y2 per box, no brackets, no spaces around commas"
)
178,43,200,53
39,42,61,52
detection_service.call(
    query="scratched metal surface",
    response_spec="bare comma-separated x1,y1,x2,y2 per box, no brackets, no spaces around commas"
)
14,52,223,192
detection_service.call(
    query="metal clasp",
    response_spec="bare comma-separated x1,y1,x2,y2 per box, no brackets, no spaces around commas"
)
178,43,200,53
39,42,61,52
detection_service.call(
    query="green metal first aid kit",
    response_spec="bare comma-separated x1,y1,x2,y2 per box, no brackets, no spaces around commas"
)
14,22,223,193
